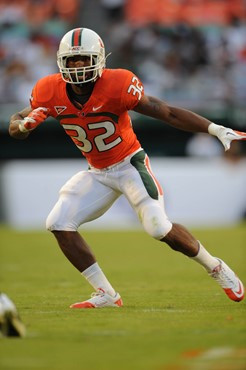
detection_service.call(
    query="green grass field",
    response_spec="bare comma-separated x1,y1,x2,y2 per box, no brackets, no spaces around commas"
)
0,224,245,370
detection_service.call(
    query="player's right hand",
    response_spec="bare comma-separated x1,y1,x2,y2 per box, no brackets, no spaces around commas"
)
19,107,49,133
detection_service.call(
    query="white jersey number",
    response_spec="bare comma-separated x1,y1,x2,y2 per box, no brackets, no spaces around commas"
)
127,76,143,101
62,121,122,153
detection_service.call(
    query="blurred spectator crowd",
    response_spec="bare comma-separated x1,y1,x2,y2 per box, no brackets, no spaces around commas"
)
105,0,246,110
1,0,246,113
0,0,79,104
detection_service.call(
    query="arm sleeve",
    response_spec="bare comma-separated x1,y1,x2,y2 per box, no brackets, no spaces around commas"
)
120,70,144,111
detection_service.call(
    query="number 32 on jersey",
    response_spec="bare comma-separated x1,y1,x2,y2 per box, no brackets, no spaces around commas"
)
62,121,122,153
62,76,143,154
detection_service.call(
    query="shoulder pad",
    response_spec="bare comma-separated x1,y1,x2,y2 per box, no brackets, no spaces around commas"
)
33,74,61,104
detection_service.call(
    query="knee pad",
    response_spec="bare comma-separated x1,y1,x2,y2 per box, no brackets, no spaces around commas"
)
46,195,78,232
140,201,172,240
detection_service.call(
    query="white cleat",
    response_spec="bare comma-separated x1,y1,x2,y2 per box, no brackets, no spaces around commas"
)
209,258,244,302
70,289,123,309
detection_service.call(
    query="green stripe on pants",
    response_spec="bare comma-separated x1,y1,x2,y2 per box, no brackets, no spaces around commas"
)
130,151,159,200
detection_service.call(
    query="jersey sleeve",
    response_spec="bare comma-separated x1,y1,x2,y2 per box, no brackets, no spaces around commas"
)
120,70,144,111
30,75,56,112
30,84,39,109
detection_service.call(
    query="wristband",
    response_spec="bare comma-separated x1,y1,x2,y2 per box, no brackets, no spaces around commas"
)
208,122,224,136
18,120,29,133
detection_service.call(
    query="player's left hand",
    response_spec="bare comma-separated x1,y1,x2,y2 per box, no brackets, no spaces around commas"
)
208,123,246,151
219,128,246,151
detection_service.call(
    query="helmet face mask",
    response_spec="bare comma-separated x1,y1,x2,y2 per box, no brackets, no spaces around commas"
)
57,28,106,84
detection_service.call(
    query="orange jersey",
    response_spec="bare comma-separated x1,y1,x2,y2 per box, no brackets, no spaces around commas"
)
31,69,144,168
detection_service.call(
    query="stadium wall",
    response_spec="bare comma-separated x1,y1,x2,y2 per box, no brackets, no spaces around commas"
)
1,158,246,229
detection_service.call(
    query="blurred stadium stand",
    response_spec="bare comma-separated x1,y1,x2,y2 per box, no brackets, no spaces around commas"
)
0,0,246,159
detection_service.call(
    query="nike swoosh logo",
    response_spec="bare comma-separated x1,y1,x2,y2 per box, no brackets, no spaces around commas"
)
226,132,236,136
235,282,244,296
92,105,102,112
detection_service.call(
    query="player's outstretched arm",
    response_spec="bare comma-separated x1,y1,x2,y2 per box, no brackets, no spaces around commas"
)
9,107,49,140
134,95,246,151
134,95,212,132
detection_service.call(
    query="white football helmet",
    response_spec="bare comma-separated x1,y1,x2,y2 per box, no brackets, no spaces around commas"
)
57,28,106,84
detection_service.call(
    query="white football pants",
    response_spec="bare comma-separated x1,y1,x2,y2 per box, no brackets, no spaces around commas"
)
46,150,172,240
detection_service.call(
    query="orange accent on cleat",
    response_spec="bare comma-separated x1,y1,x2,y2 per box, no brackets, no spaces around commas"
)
69,290,123,309
210,258,245,302
70,302,95,309
114,298,123,307
224,281,244,302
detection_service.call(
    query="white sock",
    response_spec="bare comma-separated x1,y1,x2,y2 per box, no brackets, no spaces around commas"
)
82,262,116,297
191,242,220,272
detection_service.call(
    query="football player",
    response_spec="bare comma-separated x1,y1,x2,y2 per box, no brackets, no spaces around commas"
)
9,28,245,308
